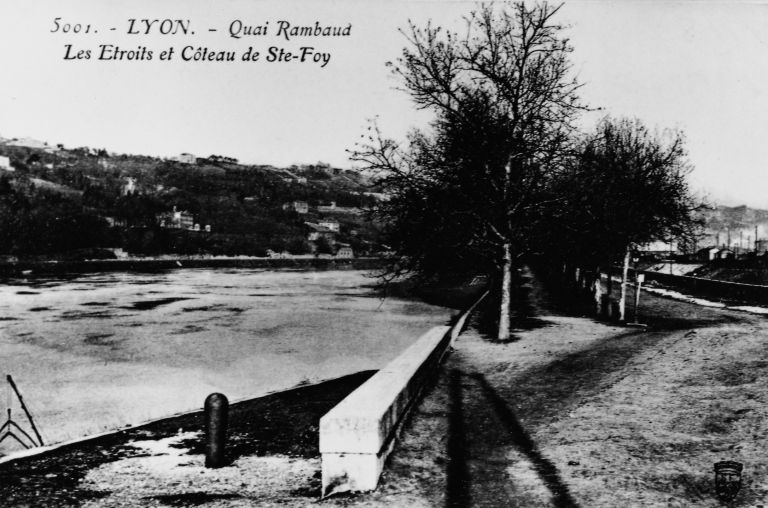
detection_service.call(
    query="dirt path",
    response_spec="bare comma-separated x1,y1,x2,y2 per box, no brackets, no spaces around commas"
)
367,269,768,507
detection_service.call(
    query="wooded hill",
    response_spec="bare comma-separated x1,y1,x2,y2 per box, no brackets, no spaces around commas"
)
0,140,385,259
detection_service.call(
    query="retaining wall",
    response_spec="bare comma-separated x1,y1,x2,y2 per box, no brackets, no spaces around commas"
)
0,257,385,277
319,290,488,497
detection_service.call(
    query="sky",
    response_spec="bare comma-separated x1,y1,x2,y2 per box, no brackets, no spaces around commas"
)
1,0,767,207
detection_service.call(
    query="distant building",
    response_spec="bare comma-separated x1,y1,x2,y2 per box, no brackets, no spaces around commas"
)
7,137,51,150
336,246,354,258
317,201,337,212
318,220,340,232
360,192,391,202
176,210,195,229
316,203,362,215
267,249,290,259
304,222,336,242
0,155,12,171
103,216,128,228
281,169,307,184
157,207,195,229
637,241,678,256
121,177,137,196
177,153,196,164
695,247,720,262
717,248,735,260
282,201,309,214
110,248,129,259
282,176,307,184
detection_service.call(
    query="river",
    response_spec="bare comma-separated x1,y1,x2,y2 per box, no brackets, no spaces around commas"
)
0,268,453,455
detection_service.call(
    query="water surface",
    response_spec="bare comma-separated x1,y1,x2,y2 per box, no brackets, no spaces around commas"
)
0,269,452,453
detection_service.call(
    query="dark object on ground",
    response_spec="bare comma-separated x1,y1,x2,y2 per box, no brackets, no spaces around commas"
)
0,371,374,507
204,393,229,468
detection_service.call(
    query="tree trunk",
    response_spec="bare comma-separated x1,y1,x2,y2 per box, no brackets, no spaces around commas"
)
618,247,631,322
593,266,603,315
498,242,512,340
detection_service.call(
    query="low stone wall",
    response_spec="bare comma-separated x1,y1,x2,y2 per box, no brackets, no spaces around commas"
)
0,256,385,277
319,290,488,497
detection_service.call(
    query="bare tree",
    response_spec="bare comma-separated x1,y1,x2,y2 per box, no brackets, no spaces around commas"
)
352,2,584,339
549,116,699,319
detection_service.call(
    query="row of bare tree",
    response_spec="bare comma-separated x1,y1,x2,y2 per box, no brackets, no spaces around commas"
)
351,2,698,340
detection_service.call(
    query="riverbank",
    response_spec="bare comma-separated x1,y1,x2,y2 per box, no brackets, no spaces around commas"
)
0,371,375,506
0,256,386,278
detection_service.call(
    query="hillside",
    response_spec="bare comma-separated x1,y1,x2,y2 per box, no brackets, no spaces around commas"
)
696,204,768,250
0,139,386,259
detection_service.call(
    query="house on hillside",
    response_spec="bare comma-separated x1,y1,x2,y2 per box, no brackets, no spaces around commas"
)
317,201,337,213
361,191,391,201
282,201,309,214
281,169,307,184
7,137,57,152
121,177,137,196
0,156,12,171
305,222,336,242
157,207,195,229
266,249,290,258
318,220,340,232
176,153,196,164
336,246,354,258
103,216,128,228
282,176,307,184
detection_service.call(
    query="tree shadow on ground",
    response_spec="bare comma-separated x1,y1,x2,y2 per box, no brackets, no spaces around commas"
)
148,493,244,506
445,368,578,507
472,372,579,508
446,369,471,507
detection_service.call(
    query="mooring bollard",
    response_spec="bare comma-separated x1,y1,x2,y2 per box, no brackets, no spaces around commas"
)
204,392,229,468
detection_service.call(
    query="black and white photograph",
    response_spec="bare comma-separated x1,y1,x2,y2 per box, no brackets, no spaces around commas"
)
0,0,767,506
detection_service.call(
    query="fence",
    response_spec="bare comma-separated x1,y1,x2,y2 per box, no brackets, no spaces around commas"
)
635,269,768,304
